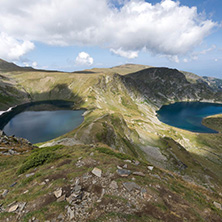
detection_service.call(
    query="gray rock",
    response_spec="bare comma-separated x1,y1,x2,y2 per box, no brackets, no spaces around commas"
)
67,206,75,220
213,201,222,210
2,189,8,197
147,166,154,171
117,169,131,177
19,202,26,212
133,172,145,177
109,181,118,189
74,185,82,193
8,204,19,212
124,159,132,163
58,213,65,219
123,164,127,168
123,182,141,192
26,173,35,178
57,195,66,202
10,182,17,187
0,130,5,136
134,160,140,166
92,167,102,177
54,188,62,198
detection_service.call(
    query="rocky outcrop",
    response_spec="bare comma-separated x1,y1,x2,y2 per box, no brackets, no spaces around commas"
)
122,67,222,106
0,130,35,155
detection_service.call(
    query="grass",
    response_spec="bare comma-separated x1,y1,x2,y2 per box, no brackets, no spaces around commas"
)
17,146,63,174
95,147,134,161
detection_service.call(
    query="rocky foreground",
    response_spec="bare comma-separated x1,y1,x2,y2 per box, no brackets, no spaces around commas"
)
0,143,222,222
0,130,35,155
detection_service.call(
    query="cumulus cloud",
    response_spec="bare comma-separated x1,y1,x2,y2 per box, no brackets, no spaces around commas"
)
75,52,94,66
110,48,138,59
0,32,34,61
0,0,217,60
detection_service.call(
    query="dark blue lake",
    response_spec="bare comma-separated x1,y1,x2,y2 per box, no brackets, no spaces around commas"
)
157,102,222,133
3,110,84,143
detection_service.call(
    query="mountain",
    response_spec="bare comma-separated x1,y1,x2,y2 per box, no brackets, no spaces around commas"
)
0,59,35,72
0,61,222,221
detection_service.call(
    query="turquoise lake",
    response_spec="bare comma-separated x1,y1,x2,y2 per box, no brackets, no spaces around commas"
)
157,102,222,133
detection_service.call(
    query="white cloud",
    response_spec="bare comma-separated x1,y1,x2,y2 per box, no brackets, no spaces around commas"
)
110,48,138,59
32,61,38,68
0,0,217,60
75,52,94,66
183,58,188,63
167,55,180,63
0,32,34,61
199,45,216,55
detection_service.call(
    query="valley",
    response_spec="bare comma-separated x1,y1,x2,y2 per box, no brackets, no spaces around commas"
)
0,60,222,221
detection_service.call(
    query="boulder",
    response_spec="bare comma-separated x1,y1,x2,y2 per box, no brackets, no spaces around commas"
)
123,182,141,192
213,201,222,210
133,172,145,177
54,188,62,198
147,166,154,171
8,204,18,212
117,169,131,177
92,168,102,177
109,181,118,189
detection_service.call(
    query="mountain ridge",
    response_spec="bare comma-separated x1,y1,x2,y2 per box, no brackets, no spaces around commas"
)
0,59,222,221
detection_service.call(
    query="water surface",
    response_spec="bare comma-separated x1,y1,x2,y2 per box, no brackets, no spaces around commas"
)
3,110,84,143
157,102,222,133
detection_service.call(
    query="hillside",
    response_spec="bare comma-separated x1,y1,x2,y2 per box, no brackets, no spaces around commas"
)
0,61,222,221
0,59,35,72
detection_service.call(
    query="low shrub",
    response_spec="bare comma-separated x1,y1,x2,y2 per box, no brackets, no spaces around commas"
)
17,147,61,174
96,147,134,161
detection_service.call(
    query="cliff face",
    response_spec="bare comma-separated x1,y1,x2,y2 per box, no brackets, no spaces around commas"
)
122,67,222,106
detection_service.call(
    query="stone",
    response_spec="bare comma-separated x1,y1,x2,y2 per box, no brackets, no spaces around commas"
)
109,181,118,189
123,164,127,168
8,204,19,212
147,166,154,171
23,190,29,194
92,167,102,177
116,169,131,177
2,189,8,197
57,195,66,202
74,185,81,192
213,201,222,210
117,165,122,169
58,213,65,219
133,172,145,177
134,160,140,166
54,188,62,198
124,159,132,163
26,173,35,178
19,202,26,212
123,182,141,192
10,182,17,187
67,206,75,220
0,130,5,136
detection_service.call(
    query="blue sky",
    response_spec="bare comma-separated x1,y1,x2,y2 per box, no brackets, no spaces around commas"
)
0,0,221,78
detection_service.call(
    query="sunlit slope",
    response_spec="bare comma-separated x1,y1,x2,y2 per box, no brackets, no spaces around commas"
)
0,63,222,188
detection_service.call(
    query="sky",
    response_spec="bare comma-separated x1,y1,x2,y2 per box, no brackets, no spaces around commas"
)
0,0,221,78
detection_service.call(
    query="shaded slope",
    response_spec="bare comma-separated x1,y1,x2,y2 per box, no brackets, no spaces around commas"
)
123,67,222,106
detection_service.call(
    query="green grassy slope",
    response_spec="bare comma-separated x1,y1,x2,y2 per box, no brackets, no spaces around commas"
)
0,144,221,222
0,63,222,220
